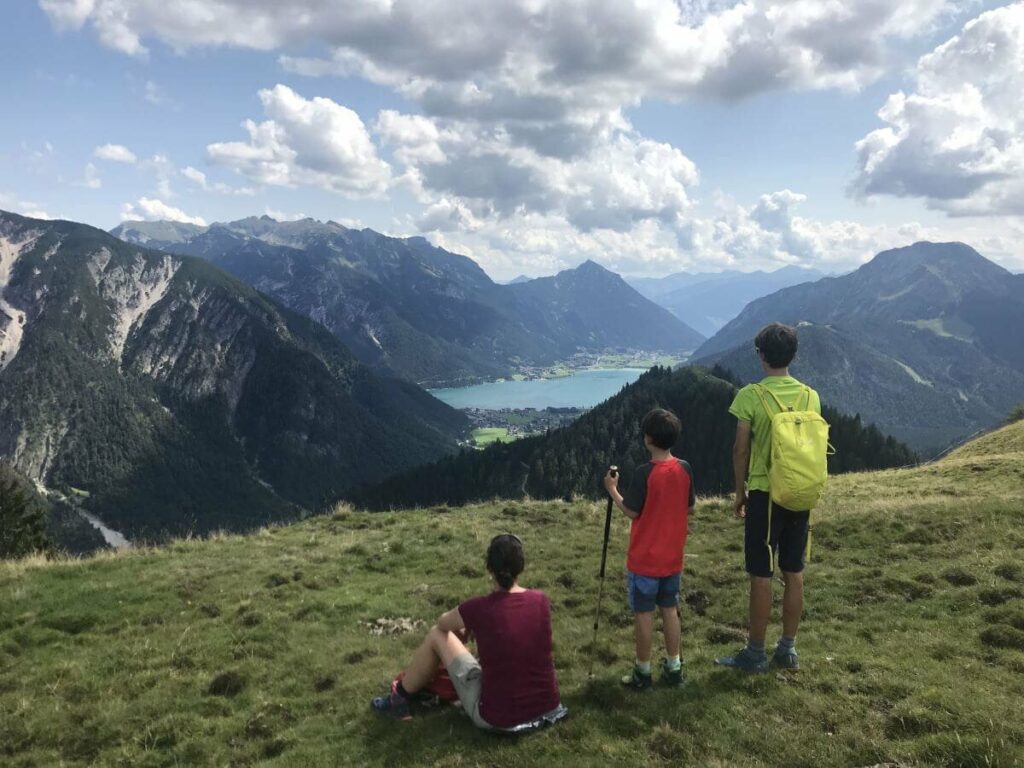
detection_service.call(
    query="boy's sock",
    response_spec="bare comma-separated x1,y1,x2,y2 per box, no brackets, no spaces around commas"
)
777,636,796,653
666,655,682,672
745,638,767,658
635,659,652,675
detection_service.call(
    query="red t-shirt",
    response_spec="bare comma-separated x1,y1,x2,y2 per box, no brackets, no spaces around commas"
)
624,458,695,577
458,589,560,728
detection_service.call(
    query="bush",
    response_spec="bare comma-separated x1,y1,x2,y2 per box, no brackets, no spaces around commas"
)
1009,403,1024,424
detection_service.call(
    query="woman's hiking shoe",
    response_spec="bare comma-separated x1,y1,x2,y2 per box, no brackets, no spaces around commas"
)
660,659,684,687
620,665,653,689
772,648,800,670
371,682,412,720
714,647,769,673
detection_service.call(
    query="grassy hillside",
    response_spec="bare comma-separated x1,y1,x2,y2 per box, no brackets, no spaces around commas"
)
2,423,1023,767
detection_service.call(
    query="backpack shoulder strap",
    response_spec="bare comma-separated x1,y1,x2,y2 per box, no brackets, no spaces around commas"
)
800,386,813,411
754,383,787,417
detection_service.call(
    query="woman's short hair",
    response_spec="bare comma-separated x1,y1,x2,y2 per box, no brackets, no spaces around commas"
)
486,533,525,590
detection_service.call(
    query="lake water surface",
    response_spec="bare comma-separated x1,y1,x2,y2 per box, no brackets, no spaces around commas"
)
430,368,647,409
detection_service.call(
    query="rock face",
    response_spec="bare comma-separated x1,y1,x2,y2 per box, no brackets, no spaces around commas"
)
693,242,1024,453
0,211,466,539
113,217,704,386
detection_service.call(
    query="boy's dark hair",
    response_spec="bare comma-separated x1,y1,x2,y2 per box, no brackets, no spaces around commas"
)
641,408,681,450
755,323,799,368
486,533,525,590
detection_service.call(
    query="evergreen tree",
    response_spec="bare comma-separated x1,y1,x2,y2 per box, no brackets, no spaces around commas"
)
0,465,50,559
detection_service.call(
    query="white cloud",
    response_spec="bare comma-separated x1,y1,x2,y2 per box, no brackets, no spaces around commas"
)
180,165,256,196
853,2,1024,216
264,208,307,222
0,192,54,220
143,79,168,105
181,165,207,187
42,1,957,99
121,197,207,226
207,84,391,197
79,162,102,189
94,143,137,163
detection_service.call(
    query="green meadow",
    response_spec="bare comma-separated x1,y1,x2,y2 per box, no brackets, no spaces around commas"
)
471,427,511,446
2,422,1023,767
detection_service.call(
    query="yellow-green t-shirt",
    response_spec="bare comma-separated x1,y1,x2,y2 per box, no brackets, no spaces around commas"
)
728,376,821,493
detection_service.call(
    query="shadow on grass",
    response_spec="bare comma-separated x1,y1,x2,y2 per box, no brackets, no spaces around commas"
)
357,665,771,765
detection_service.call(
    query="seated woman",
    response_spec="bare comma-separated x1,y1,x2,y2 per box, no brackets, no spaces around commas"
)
371,533,565,732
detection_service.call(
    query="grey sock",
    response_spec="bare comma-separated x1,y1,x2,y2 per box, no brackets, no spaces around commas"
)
745,638,766,658
777,636,796,653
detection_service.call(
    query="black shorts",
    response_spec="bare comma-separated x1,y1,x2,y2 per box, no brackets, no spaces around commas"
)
744,491,810,577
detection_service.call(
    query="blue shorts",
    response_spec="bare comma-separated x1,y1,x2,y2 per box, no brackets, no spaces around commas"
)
626,571,681,613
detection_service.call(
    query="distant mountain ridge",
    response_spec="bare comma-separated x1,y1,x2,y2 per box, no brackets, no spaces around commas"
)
0,211,465,540
694,242,1024,453
113,217,704,386
629,265,825,336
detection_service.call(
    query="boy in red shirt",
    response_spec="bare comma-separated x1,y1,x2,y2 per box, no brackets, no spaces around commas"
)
604,408,695,688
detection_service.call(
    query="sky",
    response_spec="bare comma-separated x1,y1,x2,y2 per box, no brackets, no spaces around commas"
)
2,0,1023,280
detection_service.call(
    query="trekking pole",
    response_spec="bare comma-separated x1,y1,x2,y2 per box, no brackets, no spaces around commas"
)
588,465,617,679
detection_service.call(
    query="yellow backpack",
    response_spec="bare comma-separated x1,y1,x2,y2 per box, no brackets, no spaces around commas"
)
753,385,832,512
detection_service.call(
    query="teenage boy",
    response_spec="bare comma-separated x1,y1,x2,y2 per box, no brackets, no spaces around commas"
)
604,408,695,688
716,322,820,673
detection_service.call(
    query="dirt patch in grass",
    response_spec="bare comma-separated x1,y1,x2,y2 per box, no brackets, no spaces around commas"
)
313,674,336,692
266,573,289,588
43,613,98,635
556,572,576,589
343,648,376,664
207,671,245,697
684,590,711,616
978,587,1023,606
994,563,1022,582
707,625,746,645
941,568,977,587
979,625,1024,650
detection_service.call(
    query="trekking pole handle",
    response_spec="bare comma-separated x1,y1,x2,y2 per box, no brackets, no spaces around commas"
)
598,466,617,578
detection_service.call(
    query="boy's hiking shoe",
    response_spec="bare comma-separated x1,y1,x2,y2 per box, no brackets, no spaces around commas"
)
714,647,769,674
620,666,653,689
660,659,684,687
772,648,800,671
371,681,412,720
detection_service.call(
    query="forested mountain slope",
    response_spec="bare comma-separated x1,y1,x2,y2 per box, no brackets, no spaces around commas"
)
351,366,915,510
0,211,465,540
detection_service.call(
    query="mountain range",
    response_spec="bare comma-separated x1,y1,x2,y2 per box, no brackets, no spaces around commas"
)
693,242,1024,453
0,211,465,541
113,217,704,386
628,265,825,336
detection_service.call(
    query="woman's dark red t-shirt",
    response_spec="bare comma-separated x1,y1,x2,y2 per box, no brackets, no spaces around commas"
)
458,589,560,728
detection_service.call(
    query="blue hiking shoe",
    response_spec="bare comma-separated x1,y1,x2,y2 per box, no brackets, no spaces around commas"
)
772,647,800,670
620,665,653,689
714,647,769,673
371,681,412,720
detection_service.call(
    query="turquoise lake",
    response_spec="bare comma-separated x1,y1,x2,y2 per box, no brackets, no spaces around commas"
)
429,368,647,409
